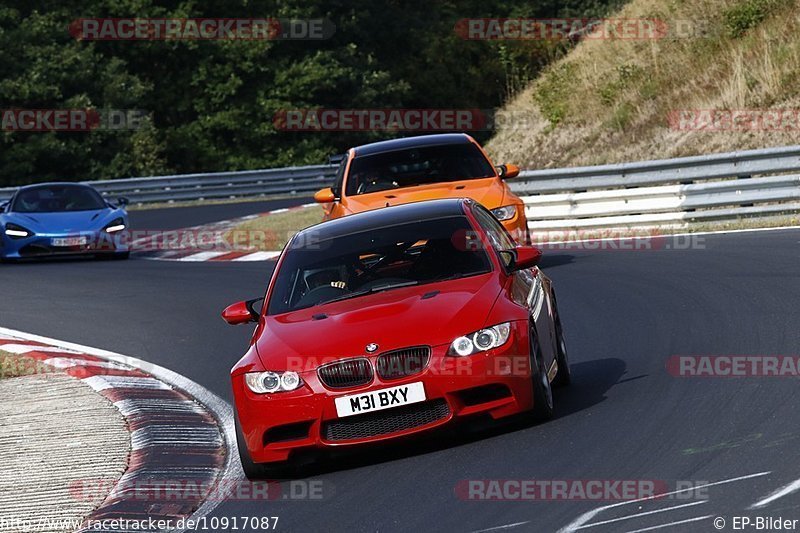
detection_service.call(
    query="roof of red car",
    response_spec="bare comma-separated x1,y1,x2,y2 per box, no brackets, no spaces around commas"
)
294,198,471,244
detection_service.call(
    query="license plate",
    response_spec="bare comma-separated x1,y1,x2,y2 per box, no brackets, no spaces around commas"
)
52,236,87,247
334,382,426,418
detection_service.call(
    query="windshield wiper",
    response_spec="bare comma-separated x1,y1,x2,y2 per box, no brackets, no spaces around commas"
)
428,272,465,283
323,280,419,305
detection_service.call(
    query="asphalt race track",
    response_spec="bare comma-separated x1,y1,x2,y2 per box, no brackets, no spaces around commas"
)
2,201,799,532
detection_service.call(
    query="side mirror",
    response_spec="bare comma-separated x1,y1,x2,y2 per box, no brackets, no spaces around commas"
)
222,298,263,325
506,246,542,271
497,164,520,179
117,197,130,207
0,201,8,212
314,188,336,203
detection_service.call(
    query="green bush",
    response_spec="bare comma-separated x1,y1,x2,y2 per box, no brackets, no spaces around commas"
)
534,63,577,127
598,64,643,105
723,0,787,38
609,101,634,131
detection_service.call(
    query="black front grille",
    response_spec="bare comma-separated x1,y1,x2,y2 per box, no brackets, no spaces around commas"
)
318,358,373,389
19,244,54,257
323,399,450,441
376,346,431,380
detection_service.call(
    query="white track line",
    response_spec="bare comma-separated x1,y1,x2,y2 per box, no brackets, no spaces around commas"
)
233,251,281,261
0,325,243,533
533,224,800,246
471,521,531,533
176,251,229,262
0,343,80,354
557,471,771,533
624,515,713,533
750,478,800,509
576,501,708,529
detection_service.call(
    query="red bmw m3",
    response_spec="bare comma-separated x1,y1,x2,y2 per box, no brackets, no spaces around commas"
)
223,198,570,478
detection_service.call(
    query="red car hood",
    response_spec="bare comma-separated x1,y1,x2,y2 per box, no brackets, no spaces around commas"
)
256,273,502,371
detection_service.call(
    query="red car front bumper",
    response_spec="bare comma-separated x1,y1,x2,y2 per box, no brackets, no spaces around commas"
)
233,322,534,464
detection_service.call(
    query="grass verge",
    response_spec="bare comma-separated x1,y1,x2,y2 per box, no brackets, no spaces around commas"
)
487,0,800,168
223,206,324,251
127,193,310,211
0,351,53,379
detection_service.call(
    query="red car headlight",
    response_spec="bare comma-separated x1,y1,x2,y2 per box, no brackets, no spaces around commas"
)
448,322,512,356
244,371,303,393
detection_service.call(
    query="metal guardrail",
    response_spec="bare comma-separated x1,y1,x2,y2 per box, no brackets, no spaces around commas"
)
509,145,800,231
1,145,799,231
0,165,338,204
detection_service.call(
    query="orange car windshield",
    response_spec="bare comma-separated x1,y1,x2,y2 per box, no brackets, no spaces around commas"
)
346,143,495,196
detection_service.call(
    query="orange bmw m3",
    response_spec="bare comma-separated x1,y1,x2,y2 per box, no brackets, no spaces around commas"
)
313,134,530,244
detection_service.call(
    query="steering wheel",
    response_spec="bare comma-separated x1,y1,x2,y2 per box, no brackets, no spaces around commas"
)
294,285,349,309
357,178,399,194
358,240,418,282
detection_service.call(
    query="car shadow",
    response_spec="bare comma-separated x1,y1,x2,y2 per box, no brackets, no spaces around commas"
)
1,255,125,265
283,357,628,479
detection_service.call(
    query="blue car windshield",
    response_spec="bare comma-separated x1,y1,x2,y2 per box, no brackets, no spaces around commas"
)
11,185,106,213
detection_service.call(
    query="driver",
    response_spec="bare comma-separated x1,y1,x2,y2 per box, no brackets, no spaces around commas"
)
306,269,347,290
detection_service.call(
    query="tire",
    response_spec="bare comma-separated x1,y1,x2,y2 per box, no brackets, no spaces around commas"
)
529,324,555,421
553,314,572,387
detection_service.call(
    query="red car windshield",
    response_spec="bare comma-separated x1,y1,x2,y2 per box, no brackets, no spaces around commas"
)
345,143,496,196
267,215,491,315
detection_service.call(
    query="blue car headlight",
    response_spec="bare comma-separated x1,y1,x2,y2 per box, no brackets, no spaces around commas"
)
4,223,32,239
104,218,126,233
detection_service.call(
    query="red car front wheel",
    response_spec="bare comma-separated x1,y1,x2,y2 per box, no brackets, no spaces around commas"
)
529,324,555,421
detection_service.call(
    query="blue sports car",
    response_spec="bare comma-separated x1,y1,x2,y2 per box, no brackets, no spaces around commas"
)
0,183,130,261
